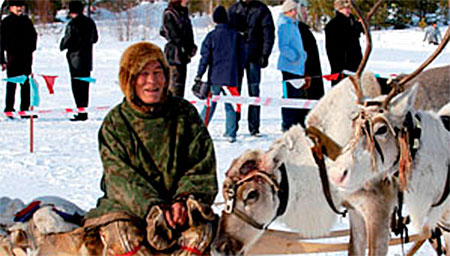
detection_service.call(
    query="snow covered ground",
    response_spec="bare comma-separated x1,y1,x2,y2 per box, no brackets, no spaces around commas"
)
0,3,449,255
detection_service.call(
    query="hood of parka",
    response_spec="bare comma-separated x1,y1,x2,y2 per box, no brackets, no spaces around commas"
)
119,42,171,113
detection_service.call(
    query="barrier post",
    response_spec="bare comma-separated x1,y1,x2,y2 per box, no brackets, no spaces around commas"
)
30,107,34,153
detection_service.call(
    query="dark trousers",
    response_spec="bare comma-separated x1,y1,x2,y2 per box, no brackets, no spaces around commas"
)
70,69,90,108
169,64,187,98
4,70,30,112
281,71,309,131
237,61,261,134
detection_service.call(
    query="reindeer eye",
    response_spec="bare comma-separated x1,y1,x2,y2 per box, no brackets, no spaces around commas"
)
245,190,259,202
350,111,359,120
375,126,388,135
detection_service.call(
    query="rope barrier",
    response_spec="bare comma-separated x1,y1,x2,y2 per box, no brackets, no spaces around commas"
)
1,96,318,119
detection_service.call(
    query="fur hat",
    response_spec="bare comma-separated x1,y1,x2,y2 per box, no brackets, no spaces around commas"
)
334,0,350,10
281,0,298,13
119,42,170,112
8,0,25,7
213,6,228,24
69,1,84,14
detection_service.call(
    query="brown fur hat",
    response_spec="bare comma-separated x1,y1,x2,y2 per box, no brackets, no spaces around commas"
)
119,42,170,112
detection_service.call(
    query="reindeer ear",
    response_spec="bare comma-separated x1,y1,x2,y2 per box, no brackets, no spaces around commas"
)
259,142,286,174
388,84,418,120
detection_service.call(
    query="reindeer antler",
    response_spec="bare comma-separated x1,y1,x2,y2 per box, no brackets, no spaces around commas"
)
382,25,450,109
365,0,384,21
350,0,384,104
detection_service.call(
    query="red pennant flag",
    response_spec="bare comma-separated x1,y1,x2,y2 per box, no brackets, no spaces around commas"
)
41,75,58,94
323,73,340,81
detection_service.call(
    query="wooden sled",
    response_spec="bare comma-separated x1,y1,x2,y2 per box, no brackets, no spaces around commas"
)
249,229,428,255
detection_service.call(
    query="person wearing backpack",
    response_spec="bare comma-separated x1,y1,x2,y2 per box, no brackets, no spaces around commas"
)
194,6,245,143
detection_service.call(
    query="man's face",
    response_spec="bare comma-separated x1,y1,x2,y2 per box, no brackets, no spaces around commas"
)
9,5,25,16
181,0,189,6
339,7,351,17
286,8,297,19
135,60,167,105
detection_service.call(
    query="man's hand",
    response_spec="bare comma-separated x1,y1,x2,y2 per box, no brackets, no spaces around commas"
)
164,202,188,229
303,76,311,90
259,56,269,68
1,64,6,71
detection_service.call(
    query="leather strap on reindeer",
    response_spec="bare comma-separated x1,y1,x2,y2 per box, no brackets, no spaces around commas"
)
431,164,450,208
305,126,346,217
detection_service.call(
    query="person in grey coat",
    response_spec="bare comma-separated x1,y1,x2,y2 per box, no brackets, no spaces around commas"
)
60,0,98,121
423,23,442,45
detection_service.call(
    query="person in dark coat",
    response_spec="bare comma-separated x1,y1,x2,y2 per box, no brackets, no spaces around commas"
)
325,0,363,86
0,0,37,118
195,5,245,143
161,0,197,98
228,0,275,137
60,0,98,121
296,0,324,101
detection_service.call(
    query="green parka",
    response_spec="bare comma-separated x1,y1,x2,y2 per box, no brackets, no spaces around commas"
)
85,96,218,220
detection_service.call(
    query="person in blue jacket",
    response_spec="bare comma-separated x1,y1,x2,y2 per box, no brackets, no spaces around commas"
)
277,0,307,131
195,5,245,143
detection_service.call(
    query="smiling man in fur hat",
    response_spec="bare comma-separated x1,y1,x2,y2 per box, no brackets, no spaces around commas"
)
82,42,218,255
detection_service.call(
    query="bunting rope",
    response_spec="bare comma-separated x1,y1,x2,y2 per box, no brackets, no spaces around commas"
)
1,70,399,120
1,96,318,119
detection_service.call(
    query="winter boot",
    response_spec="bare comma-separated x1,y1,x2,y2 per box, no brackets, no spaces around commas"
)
99,220,152,256
70,113,88,121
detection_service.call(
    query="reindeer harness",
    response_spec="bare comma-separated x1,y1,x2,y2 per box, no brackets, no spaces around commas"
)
223,164,289,230
356,105,450,244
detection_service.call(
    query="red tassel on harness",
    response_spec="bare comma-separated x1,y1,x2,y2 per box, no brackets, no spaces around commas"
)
181,245,204,256
115,244,143,256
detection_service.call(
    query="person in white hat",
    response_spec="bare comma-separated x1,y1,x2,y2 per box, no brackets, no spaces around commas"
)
277,0,308,131
294,0,325,104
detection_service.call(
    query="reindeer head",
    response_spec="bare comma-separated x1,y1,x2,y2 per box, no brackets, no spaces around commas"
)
213,125,343,255
329,84,421,191
328,4,449,191
212,150,284,256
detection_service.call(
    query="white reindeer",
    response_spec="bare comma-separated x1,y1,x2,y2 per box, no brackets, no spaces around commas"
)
212,4,449,254
328,85,450,254
211,73,399,256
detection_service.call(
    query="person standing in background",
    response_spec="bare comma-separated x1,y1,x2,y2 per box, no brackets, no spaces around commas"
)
0,0,37,119
325,0,363,86
295,0,324,102
161,0,197,98
423,22,442,45
228,0,275,137
60,0,98,121
195,6,245,143
277,0,307,131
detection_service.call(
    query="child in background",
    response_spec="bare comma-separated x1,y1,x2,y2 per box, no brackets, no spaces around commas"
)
195,5,245,143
